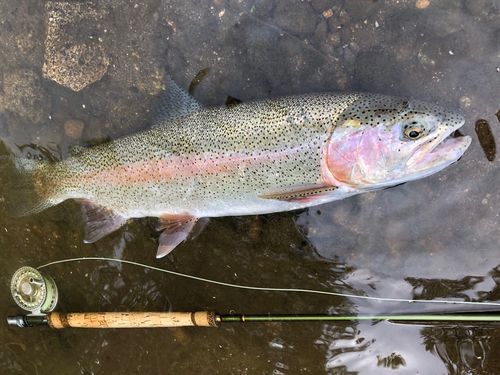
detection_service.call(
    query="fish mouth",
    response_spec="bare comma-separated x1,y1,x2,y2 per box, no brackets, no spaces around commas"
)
406,117,471,173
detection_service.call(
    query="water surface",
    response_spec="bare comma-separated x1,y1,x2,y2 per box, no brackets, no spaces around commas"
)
1,0,499,374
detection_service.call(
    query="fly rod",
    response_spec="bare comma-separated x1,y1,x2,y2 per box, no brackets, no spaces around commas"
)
7,311,500,329
7,265,500,329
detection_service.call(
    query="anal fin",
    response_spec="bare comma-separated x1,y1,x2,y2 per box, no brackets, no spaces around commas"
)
259,185,338,203
156,215,199,258
79,200,127,243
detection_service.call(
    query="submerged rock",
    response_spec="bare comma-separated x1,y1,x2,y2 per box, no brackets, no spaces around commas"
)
43,2,109,92
272,0,318,37
0,69,47,124
64,119,85,140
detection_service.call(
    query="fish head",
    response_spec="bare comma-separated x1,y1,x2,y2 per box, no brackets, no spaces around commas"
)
323,95,471,189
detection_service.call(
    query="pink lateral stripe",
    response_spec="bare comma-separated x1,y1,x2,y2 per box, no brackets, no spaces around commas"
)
77,146,309,186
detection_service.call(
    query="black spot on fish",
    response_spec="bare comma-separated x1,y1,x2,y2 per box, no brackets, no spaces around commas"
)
475,119,496,162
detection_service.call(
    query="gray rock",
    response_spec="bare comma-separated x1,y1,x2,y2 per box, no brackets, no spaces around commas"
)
272,0,318,37
326,8,350,32
251,0,275,18
343,0,380,22
463,0,500,17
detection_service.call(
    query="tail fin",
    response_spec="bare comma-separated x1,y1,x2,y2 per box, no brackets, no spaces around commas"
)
1,155,57,217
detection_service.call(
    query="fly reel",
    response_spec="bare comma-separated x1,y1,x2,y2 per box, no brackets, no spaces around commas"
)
10,266,58,314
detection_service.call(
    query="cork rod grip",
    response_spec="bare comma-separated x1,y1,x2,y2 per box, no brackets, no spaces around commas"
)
47,311,218,328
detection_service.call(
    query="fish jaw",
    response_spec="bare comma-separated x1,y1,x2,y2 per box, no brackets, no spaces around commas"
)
405,116,471,177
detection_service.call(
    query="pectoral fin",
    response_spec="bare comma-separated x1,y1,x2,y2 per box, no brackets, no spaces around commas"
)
156,215,199,258
259,185,338,203
80,200,127,243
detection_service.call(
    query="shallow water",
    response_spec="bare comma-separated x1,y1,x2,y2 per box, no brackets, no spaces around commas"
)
1,0,499,374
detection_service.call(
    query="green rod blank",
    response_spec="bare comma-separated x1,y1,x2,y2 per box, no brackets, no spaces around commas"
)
218,314,500,323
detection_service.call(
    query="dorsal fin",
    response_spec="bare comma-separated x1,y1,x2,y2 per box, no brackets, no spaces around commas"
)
152,75,202,126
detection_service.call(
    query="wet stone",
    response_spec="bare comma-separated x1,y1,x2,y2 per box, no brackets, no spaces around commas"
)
327,32,341,48
463,0,499,17
311,20,328,47
64,119,85,140
250,0,275,19
0,2,45,68
393,40,419,62
415,0,431,9
423,9,464,37
272,0,318,37
326,8,350,34
0,69,47,124
353,49,421,93
343,0,380,22
459,96,472,109
322,9,334,19
43,2,109,92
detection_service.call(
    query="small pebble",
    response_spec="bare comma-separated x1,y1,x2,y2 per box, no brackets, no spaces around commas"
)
64,119,85,139
322,9,334,18
415,0,430,9
459,96,472,108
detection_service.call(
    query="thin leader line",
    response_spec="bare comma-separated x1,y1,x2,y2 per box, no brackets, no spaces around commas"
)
37,257,500,307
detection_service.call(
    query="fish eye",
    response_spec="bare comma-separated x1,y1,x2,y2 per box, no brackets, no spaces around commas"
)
409,130,420,138
403,123,425,140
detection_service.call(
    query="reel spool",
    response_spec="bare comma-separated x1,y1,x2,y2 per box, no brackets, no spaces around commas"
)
10,266,58,314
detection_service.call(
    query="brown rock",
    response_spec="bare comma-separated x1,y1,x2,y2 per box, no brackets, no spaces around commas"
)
322,9,334,19
415,0,430,9
64,119,85,139
43,2,109,92
0,69,47,124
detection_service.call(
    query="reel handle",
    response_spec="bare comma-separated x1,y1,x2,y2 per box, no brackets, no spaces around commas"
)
46,311,219,328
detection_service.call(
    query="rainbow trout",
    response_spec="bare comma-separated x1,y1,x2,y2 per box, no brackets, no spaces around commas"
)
5,79,471,257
